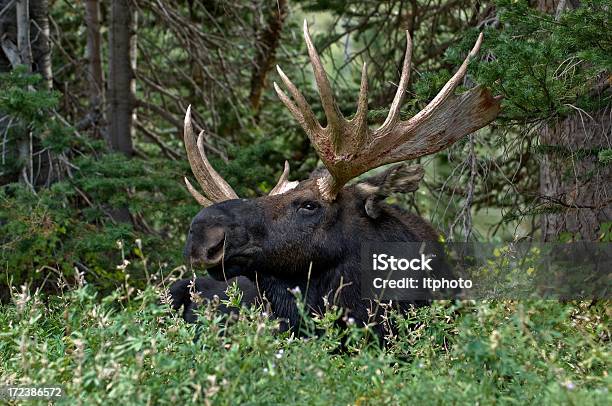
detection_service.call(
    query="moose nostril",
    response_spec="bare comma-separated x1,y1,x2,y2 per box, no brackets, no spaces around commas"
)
206,237,225,260
192,226,225,267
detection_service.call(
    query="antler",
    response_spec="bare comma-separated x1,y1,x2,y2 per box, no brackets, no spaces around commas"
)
184,106,298,206
183,105,239,206
269,161,300,195
274,20,502,201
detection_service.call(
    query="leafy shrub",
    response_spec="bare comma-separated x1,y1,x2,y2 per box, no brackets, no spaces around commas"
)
0,279,609,404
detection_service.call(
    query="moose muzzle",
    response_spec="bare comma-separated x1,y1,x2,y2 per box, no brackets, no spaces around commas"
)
188,225,226,268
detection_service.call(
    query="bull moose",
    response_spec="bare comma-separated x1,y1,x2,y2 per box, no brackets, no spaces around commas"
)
170,21,501,335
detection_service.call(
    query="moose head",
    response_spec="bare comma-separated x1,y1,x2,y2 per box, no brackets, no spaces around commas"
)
181,22,501,330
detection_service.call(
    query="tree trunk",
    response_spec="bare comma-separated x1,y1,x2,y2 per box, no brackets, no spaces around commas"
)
130,9,137,143
540,108,612,241
30,0,53,186
84,0,105,137
537,0,612,241
107,0,135,155
30,0,52,90
0,0,53,186
15,0,33,186
0,0,16,71
249,0,287,115
15,0,32,68
0,0,14,185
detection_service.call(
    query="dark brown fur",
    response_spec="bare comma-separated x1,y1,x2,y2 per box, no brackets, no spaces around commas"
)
172,168,443,337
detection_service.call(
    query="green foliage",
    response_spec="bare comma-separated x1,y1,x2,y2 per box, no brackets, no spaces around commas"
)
0,67,59,127
0,67,197,292
0,150,199,294
598,222,612,242
469,0,610,123
0,283,609,404
0,68,63,175
211,140,287,197
402,0,612,236
599,149,612,164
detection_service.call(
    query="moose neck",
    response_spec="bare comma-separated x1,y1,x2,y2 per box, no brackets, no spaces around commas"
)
251,257,363,333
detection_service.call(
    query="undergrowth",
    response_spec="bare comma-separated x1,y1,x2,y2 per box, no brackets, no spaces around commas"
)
0,275,610,405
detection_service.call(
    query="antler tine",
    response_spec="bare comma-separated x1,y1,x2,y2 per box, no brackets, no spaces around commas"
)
407,33,483,126
184,177,213,207
380,31,412,130
195,131,239,201
351,61,369,137
371,32,500,165
303,20,345,147
274,66,322,138
269,161,300,195
273,82,303,124
273,81,331,162
183,106,239,205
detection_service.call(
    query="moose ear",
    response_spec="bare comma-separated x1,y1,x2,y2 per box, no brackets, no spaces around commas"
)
356,163,425,219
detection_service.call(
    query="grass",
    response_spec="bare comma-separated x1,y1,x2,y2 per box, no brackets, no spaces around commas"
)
0,280,610,405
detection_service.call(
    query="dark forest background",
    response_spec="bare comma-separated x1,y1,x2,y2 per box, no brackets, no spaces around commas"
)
0,0,610,296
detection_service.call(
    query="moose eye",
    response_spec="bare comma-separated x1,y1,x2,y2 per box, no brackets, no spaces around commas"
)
298,201,320,214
